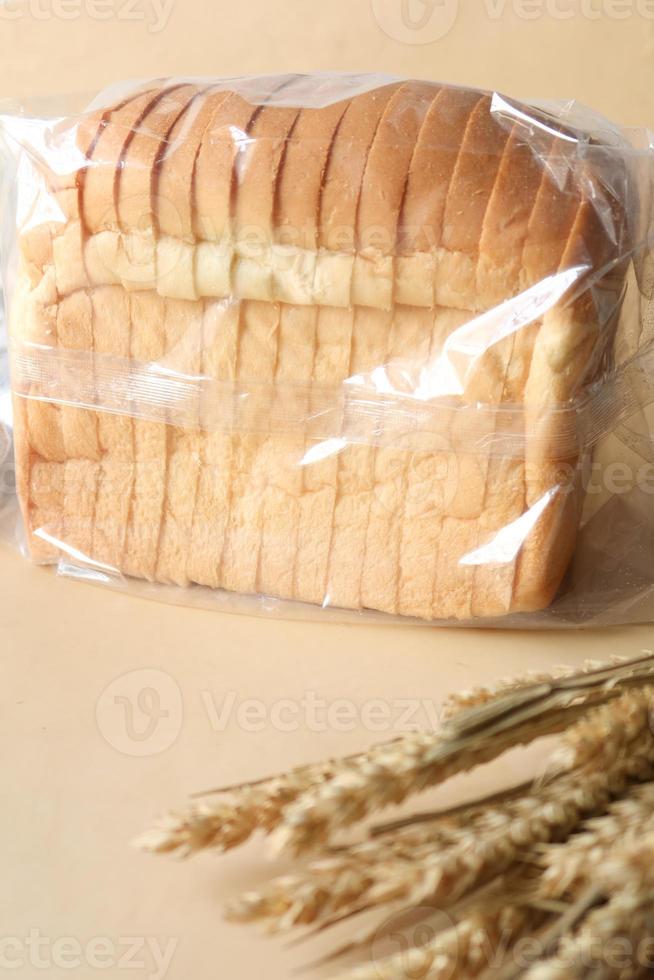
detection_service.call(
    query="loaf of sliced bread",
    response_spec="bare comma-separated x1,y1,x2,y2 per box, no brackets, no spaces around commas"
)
10,76,630,618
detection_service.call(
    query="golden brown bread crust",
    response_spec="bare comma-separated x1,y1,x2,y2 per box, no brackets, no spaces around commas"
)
464,120,555,616
232,103,302,302
354,80,436,309
274,101,351,251
194,91,258,241
318,84,400,253
25,79,623,322
9,76,632,619
81,87,172,233
398,86,474,254
358,80,439,245
512,187,625,612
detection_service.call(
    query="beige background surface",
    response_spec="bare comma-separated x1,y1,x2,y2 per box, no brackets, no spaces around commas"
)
2,4,654,979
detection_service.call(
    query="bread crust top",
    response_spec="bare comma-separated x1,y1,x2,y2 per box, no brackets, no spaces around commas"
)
63,78,627,295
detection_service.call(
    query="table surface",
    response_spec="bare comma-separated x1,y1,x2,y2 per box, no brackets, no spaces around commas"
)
2,6,654,978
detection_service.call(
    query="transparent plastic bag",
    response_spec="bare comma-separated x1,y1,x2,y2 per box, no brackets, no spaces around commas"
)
2,72,654,626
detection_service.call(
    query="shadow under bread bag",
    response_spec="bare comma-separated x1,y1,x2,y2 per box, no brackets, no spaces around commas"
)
1,73,654,626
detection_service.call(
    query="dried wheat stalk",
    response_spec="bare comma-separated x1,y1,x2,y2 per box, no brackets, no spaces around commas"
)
134,767,335,855
373,686,654,837
440,655,645,720
334,903,540,980
537,782,654,901
135,653,654,980
547,684,654,774
523,835,654,979
440,662,601,720
136,655,654,857
272,660,654,854
226,691,654,932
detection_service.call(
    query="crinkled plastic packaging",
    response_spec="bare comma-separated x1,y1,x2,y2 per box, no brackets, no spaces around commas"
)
2,73,654,627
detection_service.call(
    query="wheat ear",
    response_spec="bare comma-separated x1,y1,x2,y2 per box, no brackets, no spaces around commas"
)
135,704,582,856
226,691,654,932
135,656,654,857
332,904,540,980
273,681,654,854
537,782,654,901
523,835,654,979
440,656,642,720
